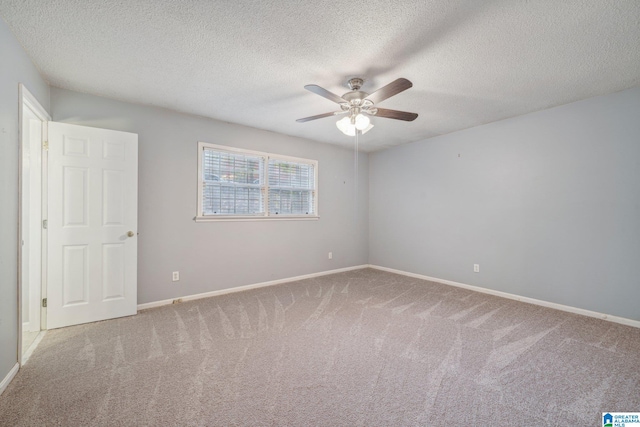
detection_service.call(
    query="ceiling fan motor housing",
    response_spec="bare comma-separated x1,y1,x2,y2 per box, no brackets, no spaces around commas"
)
341,92,373,120
342,90,369,103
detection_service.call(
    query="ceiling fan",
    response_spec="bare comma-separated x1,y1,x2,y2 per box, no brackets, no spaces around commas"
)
296,77,418,135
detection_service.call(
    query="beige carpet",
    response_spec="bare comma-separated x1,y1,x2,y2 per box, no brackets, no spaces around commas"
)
1,268,639,426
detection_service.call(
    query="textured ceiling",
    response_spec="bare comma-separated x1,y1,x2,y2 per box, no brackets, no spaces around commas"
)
2,1,639,152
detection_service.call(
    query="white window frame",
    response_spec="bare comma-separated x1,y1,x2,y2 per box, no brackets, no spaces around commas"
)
196,142,319,222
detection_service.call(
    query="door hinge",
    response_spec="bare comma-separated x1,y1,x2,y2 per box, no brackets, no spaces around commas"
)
43,140,49,150
42,219,48,229
42,298,47,308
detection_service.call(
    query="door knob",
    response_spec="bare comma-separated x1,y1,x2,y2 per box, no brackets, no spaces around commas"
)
127,231,135,237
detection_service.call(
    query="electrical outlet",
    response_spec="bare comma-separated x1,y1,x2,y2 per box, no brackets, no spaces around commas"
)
328,252,333,260
473,264,480,273
172,271,180,281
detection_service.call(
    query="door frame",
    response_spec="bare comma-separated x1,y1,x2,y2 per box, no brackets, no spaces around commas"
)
18,84,50,365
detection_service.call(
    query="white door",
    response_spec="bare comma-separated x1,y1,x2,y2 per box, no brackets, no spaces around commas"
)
47,122,138,329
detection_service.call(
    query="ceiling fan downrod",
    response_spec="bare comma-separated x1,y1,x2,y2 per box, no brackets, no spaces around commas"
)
347,77,364,91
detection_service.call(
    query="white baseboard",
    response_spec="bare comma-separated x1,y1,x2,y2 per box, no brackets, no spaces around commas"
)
369,264,640,329
137,265,369,311
0,363,19,396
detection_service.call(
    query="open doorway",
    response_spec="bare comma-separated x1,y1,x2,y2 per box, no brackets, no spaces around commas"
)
17,88,139,362
19,84,50,364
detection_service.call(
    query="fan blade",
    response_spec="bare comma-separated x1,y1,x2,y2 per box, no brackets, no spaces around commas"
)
304,85,347,104
373,108,418,121
366,78,413,104
296,111,341,123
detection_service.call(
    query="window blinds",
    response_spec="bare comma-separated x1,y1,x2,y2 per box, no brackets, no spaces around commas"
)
201,146,316,217
268,159,315,215
202,149,264,215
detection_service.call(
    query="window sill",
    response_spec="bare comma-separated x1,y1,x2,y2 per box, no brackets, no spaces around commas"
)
194,215,320,222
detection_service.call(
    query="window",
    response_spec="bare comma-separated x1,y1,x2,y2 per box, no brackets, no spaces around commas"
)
197,142,318,220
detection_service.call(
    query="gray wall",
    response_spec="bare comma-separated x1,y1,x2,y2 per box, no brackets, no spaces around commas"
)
0,17,50,382
370,87,640,321
50,88,369,305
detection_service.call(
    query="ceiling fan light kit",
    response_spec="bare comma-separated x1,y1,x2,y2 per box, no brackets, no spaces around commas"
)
336,115,374,136
297,77,418,136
